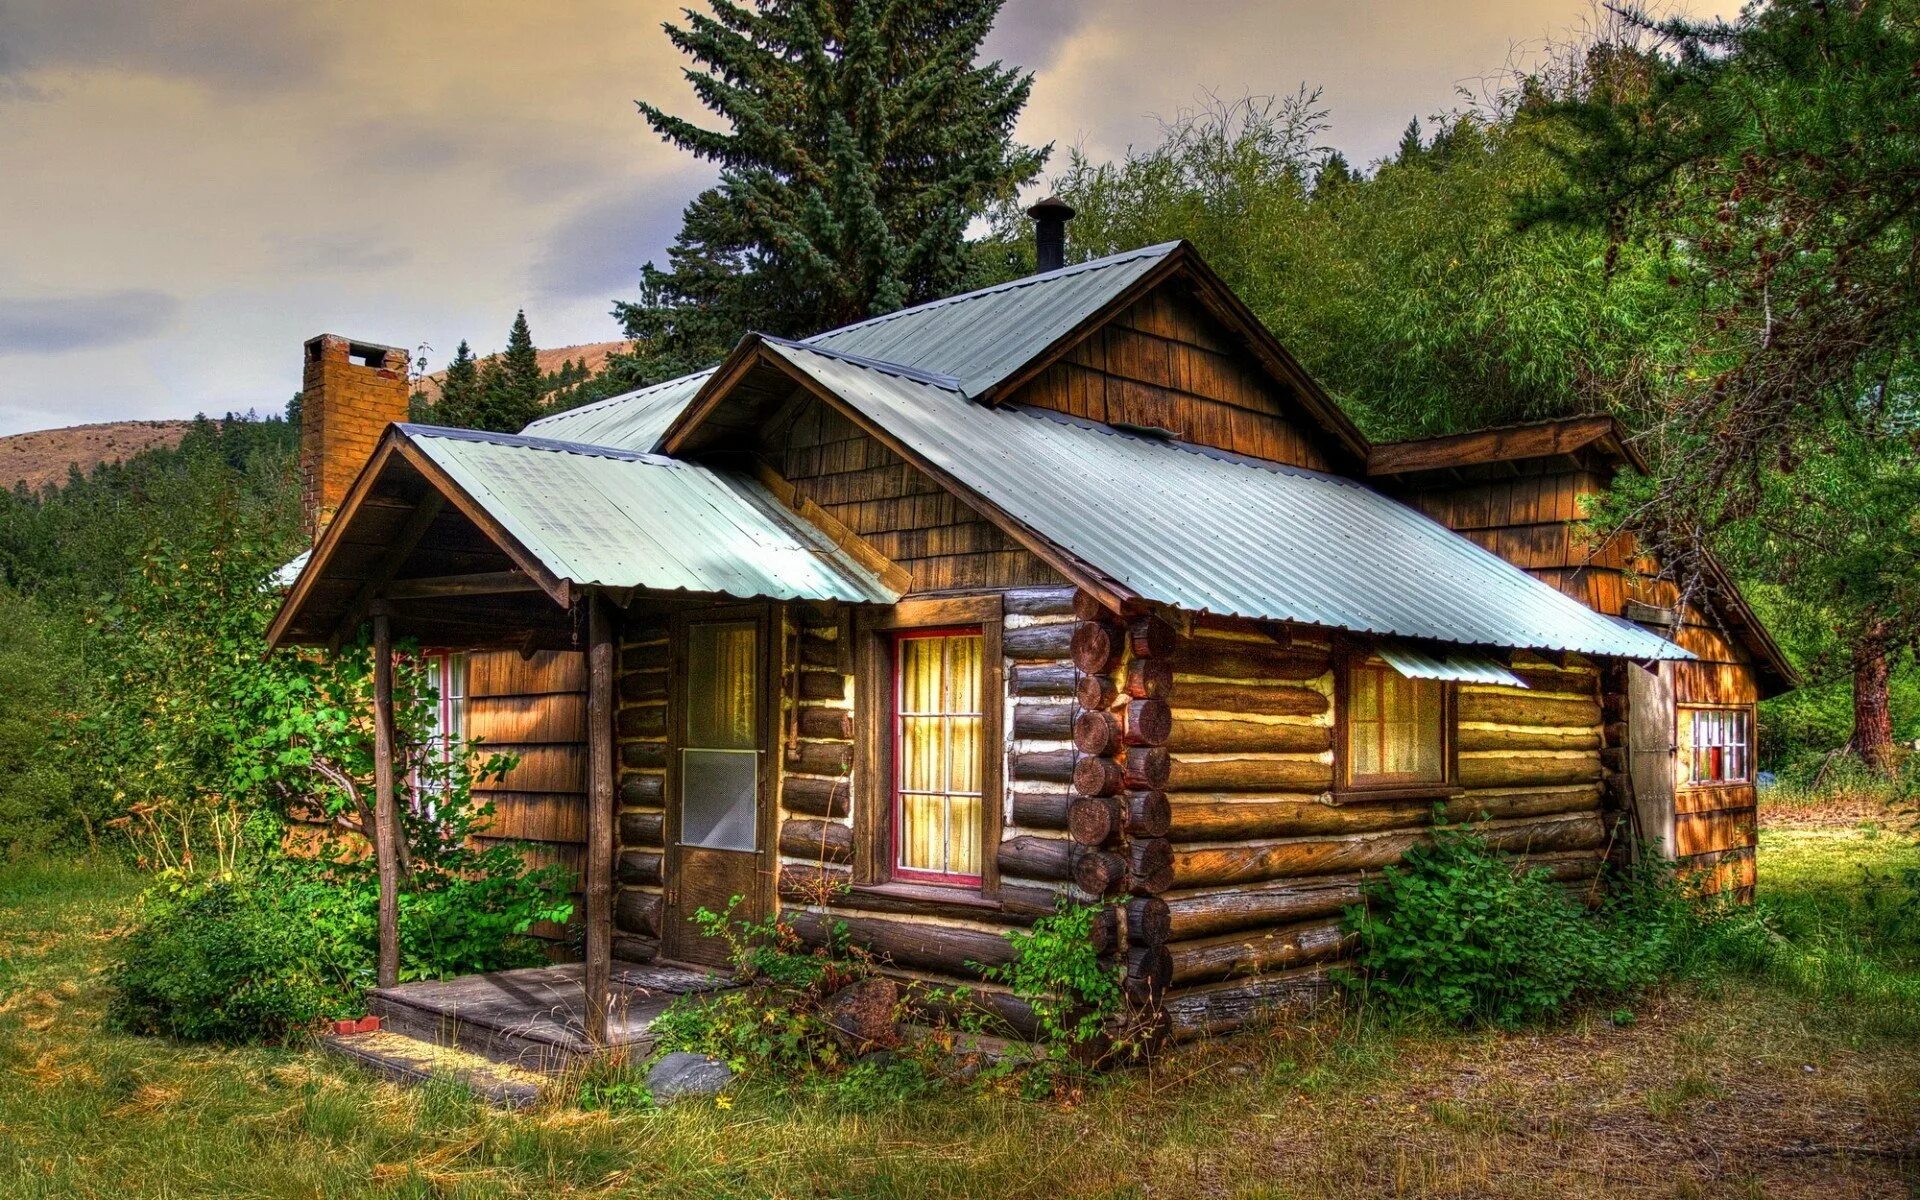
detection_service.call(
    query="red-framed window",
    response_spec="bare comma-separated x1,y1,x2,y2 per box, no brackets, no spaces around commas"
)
890,627,985,886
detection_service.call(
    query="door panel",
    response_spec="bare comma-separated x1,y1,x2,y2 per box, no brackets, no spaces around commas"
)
1627,662,1677,859
664,611,772,966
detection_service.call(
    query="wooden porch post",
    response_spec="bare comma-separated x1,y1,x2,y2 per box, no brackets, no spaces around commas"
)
584,590,616,1044
371,603,402,990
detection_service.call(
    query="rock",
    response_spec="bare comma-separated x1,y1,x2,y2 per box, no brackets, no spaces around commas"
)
646,1051,733,1104
824,977,901,1053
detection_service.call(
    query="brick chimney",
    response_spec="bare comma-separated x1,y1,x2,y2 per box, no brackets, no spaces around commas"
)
300,334,411,538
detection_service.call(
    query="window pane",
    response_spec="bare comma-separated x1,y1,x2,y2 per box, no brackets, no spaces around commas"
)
681,749,757,850
687,622,757,749
1348,663,1444,786
894,630,984,881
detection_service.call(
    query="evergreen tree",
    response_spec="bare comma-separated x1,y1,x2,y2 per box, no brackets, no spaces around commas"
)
435,341,481,429
1393,118,1424,164
614,0,1047,371
463,312,545,434
1312,151,1356,196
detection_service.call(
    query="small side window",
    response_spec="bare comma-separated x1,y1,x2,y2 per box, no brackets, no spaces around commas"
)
1344,660,1448,789
1683,706,1751,785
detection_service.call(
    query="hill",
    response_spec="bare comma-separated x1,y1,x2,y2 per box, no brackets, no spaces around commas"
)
411,340,633,405
0,420,197,492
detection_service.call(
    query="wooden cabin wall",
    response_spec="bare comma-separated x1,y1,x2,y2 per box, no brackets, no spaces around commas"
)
766,398,1064,593
609,612,669,963
1066,611,1616,1043
770,588,1098,1039
1398,469,1759,899
466,649,589,941
1013,287,1333,470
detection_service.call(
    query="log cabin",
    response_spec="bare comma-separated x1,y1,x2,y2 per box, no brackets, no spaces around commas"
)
269,203,1792,1044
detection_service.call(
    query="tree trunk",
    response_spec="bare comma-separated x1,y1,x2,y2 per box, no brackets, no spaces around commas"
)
1851,627,1895,771
370,608,402,991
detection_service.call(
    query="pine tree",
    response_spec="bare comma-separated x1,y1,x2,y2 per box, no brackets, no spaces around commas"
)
615,0,1047,368
494,310,543,431
1313,151,1356,196
435,340,480,429
1394,118,1425,165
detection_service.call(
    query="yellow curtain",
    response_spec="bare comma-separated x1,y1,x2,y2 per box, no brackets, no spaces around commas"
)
1349,664,1442,784
687,622,757,749
896,632,984,878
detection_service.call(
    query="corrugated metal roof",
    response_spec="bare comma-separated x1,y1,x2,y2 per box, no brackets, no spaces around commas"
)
759,341,1688,661
520,369,714,452
399,425,898,605
513,243,1179,452
1377,641,1528,688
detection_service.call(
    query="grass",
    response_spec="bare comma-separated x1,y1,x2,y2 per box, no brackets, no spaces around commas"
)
2,821,1917,1199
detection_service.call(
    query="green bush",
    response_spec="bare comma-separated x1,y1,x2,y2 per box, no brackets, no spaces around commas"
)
1344,825,1696,1027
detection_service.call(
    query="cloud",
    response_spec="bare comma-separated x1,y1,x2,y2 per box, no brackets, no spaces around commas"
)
263,232,414,276
0,1,330,94
0,289,182,355
531,168,713,301
984,0,1101,73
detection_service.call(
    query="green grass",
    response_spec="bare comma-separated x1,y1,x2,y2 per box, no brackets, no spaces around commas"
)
2,826,1918,1199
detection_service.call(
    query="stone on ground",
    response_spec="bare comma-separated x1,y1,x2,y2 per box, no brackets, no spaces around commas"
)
647,1051,734,1103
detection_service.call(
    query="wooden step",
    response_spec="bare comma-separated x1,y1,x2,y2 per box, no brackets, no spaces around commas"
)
321,1029,547,1108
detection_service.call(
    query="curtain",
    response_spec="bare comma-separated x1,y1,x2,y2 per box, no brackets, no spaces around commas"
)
896,631,984,878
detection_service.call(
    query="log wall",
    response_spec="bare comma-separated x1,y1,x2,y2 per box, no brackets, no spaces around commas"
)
609,615,669,963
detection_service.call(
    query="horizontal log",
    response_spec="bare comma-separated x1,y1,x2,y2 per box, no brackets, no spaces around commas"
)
1076,674,1118,711
620,741,665,770
1013,662,1077,698
1124,944,1173,1004
798,670,846,701
998,835,1075,882
1120,699,1172,747
617,851,661,887
1071,621,1124,674
1165,965,1335,1042
1128,838,1174,895
1004,623,1076,662
1128,617,1176,660
1169,718,1331,756
1168,756,1333,794
1176,640,1329,682
1010,788,1072,830
617,704,666,739
1168,916,1353,986
1013,748,1076,784
1170,813,1608,888
1127,896,1172,946
796,706,853,741
1166,795,1429,842
782,774,850,818
1502,665,1599,696
786,910,1015,978
1457,691,1602,729
779,818,853,865
618,671,667,702
1124,746,1172,791
619,809,663,848
1014,703,1076,741
1074,709,1121,757
1439,786,1602,824
1124,789,1171,838
776,867,1111,948
1174,683,1329,717
1004,587,1079,617
902,980,1041,1041
1073,756,1122,797
621,642,668,671
619,773,663,807
788,739,852,776
1457,753,1603,790
615,889,661,937
611,934,658,965
1161,875,1367,942
1069,796,1120,845
1456,725,1601,753
1073,848,1127,896
1072,590,1113,622
798,632,841,670
1125,658,1175,700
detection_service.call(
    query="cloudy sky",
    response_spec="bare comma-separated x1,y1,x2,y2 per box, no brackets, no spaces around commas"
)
0,0,1734,436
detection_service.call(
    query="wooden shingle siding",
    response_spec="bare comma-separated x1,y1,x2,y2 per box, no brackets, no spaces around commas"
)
769,399,1064,593
1015,288,1332,469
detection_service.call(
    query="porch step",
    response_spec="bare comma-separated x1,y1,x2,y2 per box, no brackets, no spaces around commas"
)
366,960,733,1074
321,1029,547,1108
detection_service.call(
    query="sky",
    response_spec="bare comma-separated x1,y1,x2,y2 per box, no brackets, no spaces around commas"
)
0,0,1737,437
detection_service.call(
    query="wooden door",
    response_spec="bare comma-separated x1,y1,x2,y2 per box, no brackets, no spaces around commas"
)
1627,662,1677,860
663,607,774,966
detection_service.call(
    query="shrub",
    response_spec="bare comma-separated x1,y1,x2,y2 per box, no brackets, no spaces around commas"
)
985,900,1122,1052
1344,825,1696,1027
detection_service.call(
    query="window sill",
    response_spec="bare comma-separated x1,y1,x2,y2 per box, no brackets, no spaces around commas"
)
1679,779,1754,791
1331,784,1464,804
852,881,1000,911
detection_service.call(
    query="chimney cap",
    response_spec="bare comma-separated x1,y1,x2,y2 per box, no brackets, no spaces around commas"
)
1026,196,1076,222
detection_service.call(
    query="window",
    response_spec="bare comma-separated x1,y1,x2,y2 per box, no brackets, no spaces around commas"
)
892,628,984,885
1345,660,1447,788
424,651,468,758
680,620,760,851
1684,707,1751,785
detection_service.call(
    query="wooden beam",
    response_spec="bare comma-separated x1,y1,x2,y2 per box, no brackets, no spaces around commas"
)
583,591,616,1045
327,493,446,653
382,570,545,600
371,605,402,990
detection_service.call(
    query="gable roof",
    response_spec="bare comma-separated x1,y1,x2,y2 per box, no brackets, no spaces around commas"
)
723,336,1687,661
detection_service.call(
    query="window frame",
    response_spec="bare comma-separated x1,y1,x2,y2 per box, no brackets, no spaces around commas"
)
888,625,988,887
852,594,1004,903
1680,704,1755,788
1333,649,1459,801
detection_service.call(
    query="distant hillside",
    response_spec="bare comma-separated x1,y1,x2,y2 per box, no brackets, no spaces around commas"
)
0,420,196,492
412,340,633,405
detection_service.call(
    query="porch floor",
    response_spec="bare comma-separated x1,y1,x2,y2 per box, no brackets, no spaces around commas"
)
365,960,733,1072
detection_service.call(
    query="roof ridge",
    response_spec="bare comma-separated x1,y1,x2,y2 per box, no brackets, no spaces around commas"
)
523,367,717,428
398,423,681,466
762,336,964,392
803,241,1183,346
